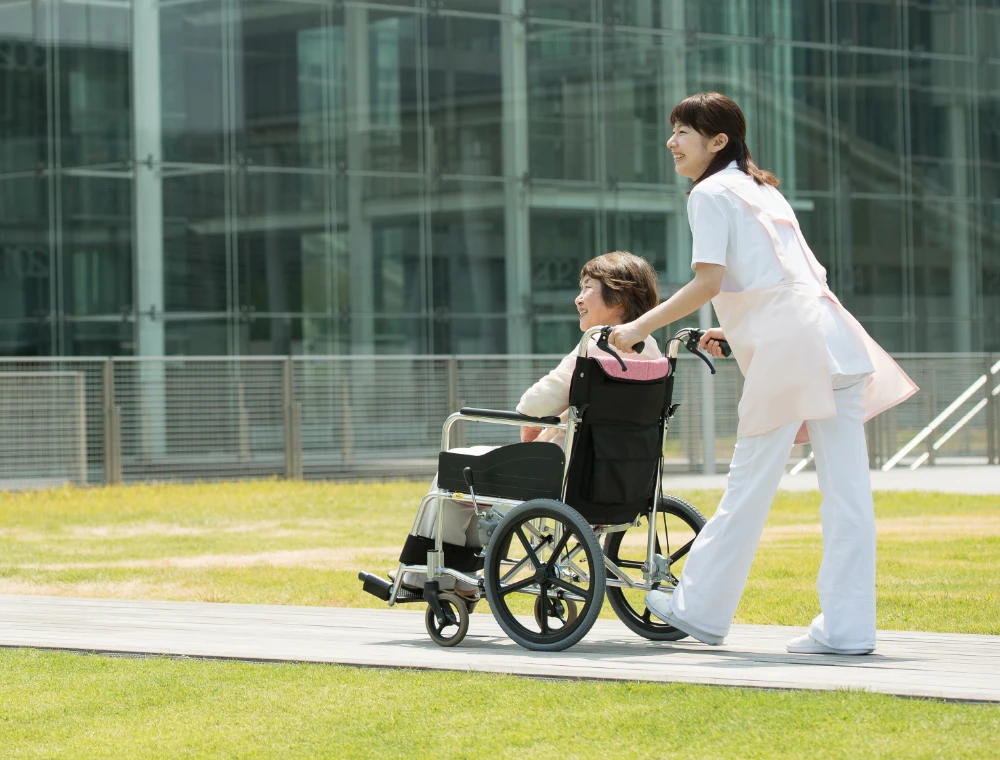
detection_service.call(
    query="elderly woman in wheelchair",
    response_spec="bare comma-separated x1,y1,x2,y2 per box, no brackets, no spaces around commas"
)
359,251,728,651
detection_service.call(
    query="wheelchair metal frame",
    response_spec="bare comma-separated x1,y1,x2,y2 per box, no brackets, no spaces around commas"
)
386,325,708,608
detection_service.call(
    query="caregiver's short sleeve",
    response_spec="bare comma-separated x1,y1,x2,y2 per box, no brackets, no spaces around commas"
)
687,189,730,270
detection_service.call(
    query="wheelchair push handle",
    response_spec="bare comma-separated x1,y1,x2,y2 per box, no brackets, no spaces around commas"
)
690,329,732,358
674,328,731,375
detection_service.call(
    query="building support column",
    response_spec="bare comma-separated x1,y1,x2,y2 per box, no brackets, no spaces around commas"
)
501,0,531,354
132,0,166,456
346,5,375,354
949,103,973,352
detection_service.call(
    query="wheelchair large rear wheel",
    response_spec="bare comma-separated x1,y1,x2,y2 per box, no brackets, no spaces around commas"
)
484,499,605,651
604,495,706,641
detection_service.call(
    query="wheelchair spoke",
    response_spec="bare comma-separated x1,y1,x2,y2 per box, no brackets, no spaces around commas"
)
499,575,537,597
539,584,550,635
615,560,645,570
500,555,531,583
550,576,591,602
545,529,573,570
669,537,695,564
515,527,542,569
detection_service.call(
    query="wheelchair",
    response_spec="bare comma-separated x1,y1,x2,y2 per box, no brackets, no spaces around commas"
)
359,325,730,651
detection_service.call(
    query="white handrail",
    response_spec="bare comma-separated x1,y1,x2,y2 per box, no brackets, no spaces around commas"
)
883,358,1000,472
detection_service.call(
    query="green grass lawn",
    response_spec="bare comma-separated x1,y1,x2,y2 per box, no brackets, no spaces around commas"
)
1,480,998,758
0,480,997,634
2,648,997,760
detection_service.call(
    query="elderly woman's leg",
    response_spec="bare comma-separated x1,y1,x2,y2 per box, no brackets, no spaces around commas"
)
398,446,494,595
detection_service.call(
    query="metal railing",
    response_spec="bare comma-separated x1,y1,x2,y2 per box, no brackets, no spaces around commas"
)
0,353,996,487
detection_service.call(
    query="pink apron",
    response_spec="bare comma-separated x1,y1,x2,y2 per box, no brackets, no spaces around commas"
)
706,174,918,442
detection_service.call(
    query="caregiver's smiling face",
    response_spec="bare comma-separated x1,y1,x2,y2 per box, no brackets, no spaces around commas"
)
666,122,725,180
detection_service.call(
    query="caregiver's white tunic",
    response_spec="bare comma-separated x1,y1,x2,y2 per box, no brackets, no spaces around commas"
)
688,163,917,441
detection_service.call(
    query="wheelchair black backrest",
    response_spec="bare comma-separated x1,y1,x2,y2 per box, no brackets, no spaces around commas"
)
564,352,673,524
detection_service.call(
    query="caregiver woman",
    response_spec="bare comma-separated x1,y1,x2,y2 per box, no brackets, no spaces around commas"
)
610,92,917,655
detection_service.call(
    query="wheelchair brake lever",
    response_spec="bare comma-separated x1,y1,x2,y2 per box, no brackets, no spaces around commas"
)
463,467,482,514
684,334,718,375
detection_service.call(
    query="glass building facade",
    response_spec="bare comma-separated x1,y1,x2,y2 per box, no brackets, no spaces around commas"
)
1,0,998,358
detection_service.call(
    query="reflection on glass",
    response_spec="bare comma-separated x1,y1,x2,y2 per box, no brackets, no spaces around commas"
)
0,0,996,357
60,176,133,319
426,16,503,177
0,176,50,354
836,53,904,194
528,25,597,181
161,0,226,165
164,173,228,313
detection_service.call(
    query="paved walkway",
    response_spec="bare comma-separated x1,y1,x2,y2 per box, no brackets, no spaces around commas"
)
665,464,1000,494
1,595,996,703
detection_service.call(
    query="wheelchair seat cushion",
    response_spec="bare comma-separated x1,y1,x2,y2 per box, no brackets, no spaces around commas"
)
438,442,565,502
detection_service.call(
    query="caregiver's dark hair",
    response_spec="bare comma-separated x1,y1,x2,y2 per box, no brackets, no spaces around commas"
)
670,92,779,189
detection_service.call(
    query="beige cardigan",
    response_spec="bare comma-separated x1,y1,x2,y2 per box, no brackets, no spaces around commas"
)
515,337,664,446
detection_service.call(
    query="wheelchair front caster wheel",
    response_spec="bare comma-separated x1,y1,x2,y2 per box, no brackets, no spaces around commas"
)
533,595,578,630
425,592,470,647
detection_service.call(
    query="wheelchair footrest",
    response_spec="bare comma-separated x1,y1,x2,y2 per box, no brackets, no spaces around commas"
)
358,571,392,601
393,587,424,603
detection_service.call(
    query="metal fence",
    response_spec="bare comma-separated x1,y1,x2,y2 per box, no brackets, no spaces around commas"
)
1,354,997,488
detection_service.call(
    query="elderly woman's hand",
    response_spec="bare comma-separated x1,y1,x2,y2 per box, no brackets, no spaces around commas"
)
520,426,542,443
608,320,649,354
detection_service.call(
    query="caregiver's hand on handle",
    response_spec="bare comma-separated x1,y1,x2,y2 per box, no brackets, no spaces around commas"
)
699,327,729,358
608,319,651,354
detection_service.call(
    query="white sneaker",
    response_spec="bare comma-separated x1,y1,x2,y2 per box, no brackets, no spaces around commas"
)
644,590,725,646
786,633,874,655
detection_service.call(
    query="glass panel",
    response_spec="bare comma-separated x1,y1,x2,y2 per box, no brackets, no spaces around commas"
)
60,176,133,319
606,209,670,279
236,170,345,355
764,0,830,43
692,0,756,36
430,180,506,353
906,0,971,56
684,40,758,111
908,59,975,196
911,201,977,351
527,24,598,182
844,198,907,351
369,176,428,353
365,9,423,174
983,202,1000,353
787,47,833,192
525,1,596,24
0,1,47,175
602,31,673,186
835,53,905,194
836,0,901,49
0,175,51,355
529,208,597,353
979,64,1000,203
425,15,503,177
439,0,500,13
52,1,131,168
238,0,340,169
795,197,840,289
165,318,230,355
161,0,226,165
64,320,132,356
164,172,229,312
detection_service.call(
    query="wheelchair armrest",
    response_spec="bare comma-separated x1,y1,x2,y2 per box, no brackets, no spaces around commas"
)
459,407,562,426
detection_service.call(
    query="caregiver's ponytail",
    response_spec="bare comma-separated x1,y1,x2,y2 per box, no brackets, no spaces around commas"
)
670,92,779,189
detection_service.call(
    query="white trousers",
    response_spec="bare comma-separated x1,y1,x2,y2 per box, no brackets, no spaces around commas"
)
670,380,877,650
